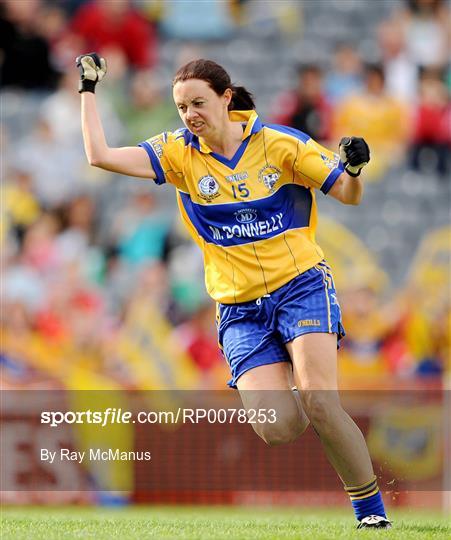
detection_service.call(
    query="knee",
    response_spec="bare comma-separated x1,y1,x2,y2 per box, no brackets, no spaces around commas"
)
302,393,342,432
255,415,309,446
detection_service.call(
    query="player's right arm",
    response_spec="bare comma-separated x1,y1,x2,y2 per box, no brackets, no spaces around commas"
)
81,93,155,178
77,53,156,179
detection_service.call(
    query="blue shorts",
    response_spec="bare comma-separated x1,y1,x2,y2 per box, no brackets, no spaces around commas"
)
217,261,345,388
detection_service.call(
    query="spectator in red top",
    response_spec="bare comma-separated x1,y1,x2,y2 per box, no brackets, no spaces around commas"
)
70,0,157,69
269,64,331,144
410,68,450,177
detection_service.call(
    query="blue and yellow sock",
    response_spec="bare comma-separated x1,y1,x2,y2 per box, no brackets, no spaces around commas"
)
345,475,386,521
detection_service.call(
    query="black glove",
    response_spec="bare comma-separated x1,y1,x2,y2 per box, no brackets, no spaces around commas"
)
339,137,370,177
75,52,107,94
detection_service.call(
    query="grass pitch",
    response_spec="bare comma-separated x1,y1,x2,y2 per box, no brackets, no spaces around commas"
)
1,506,449,539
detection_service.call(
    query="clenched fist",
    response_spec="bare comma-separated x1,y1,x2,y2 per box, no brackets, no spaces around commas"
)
76,52,107,94
339,137,370,177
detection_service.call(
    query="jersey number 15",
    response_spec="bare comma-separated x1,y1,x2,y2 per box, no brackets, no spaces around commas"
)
231,183,250,199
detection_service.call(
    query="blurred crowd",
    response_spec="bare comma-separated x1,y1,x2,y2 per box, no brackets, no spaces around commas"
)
270,1,450,180
1,0,449,391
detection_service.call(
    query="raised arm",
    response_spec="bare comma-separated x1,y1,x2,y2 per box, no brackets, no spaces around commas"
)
77,53,156,179
328,137,369,205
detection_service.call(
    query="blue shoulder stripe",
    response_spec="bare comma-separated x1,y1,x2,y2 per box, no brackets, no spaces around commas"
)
265,124,344,196
182,128,194,146
264,124,311,144
172,127,200,149
138,142,166,185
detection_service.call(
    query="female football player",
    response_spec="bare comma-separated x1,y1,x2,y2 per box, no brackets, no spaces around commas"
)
77,53,390,528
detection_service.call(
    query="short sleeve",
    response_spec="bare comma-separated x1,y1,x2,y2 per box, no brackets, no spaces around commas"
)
294,138,344,194
138,130,187,189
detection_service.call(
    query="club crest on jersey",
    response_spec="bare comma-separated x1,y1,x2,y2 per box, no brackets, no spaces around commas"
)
234,208,258,224
320,152,340,170
198,175,220,202
258,165,281,193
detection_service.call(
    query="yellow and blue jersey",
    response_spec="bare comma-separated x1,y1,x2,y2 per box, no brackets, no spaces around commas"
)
139,110,344,304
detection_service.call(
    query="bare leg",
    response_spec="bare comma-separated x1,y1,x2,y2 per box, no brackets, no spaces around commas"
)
236,362,309,445
286,333,374,486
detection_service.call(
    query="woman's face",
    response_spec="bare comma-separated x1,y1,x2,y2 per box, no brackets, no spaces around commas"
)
173,79,231,138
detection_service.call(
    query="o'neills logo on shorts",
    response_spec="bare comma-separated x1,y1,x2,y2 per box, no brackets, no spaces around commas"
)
298,319,321,327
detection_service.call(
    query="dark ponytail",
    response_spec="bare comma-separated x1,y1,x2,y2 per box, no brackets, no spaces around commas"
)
173,59,255,111
230,85,255,111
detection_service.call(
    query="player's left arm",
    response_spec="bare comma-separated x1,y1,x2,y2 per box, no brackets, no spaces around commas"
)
328,137,369,206
328,171,363,205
